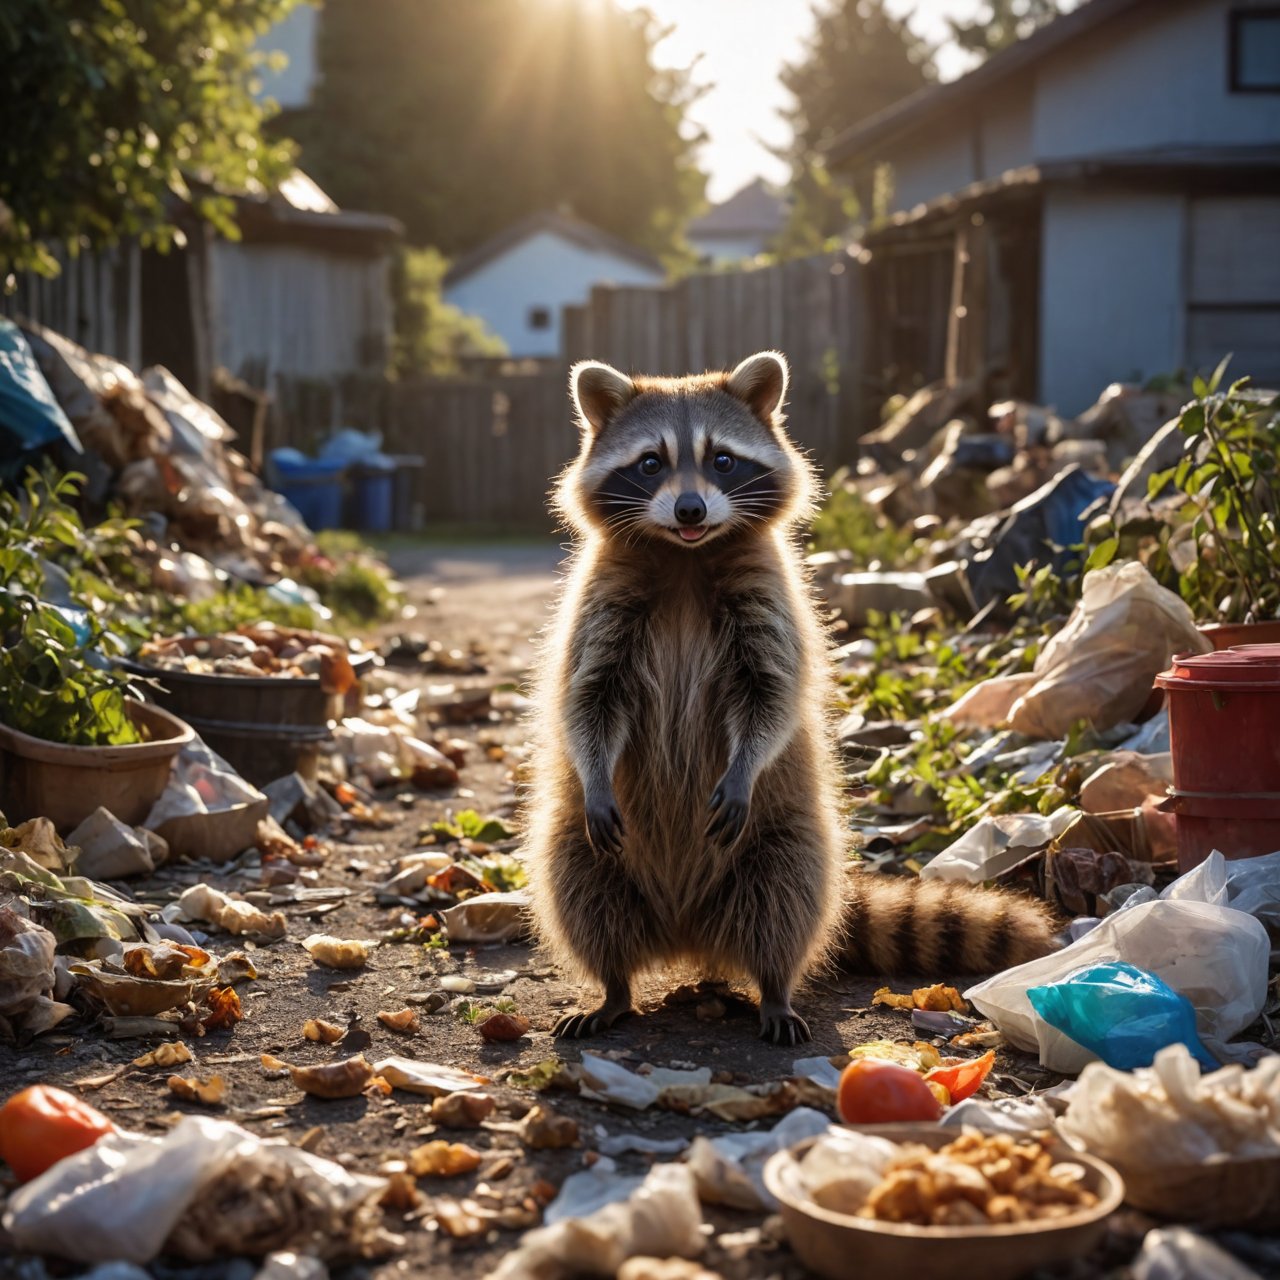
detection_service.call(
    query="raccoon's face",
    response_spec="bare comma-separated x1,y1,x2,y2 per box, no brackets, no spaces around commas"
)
561,352,812,548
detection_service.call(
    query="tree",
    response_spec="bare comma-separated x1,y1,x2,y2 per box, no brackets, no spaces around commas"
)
392,247,507,376
777,0,935,253
0,0,300,278
291,0,705,261
949,0,1065,59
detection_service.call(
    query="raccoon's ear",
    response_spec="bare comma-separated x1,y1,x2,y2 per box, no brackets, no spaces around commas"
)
725,351,789,423
570,361,636,435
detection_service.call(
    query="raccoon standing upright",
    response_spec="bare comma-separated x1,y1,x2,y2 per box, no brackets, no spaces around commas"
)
523,351,1054,1045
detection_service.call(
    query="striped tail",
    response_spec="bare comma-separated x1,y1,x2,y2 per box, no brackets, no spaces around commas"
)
838,869,1060,976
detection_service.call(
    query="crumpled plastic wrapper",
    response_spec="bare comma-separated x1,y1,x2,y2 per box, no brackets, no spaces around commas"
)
492,1161,704,1280
170,884,286,940
441,890,530,944
0,902,73,1039
689,1107,831,1211
1060,1044,1280,1166
2,1115,389,1264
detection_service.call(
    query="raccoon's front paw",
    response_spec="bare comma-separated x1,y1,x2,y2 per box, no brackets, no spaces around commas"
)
706,773,751,845
584,796,625,856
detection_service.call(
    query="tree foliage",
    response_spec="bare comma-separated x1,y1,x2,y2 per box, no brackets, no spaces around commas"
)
292,0,705,260
949,0,1065,59
776,0,935,253
0,0,300,278
392,248,507,377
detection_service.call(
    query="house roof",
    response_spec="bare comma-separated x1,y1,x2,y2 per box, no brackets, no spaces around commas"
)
826,0,1152,168
443,210,664,288
687,179,788,239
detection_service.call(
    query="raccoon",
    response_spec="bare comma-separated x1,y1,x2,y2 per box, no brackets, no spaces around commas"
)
522,351,1056,1045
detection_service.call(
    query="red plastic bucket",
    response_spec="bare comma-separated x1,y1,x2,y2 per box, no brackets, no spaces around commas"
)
1154,644,1280,871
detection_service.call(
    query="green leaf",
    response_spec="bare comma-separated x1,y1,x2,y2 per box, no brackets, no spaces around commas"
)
1207,353,1233,395
1084,537,1119,572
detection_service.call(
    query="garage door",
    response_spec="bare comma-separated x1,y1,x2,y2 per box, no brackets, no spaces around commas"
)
1187,196,1280,391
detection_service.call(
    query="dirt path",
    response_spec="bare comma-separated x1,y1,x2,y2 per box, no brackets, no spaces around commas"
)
0,539,1112,1280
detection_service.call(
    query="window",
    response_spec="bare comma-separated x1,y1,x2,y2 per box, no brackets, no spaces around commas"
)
527,306,551,330
1230,9,1280,91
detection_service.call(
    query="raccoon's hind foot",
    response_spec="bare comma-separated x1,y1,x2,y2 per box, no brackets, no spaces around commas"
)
553,976,633,1039
758,1001,811,1046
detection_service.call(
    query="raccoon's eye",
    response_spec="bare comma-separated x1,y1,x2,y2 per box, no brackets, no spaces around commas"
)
712,451,735,474
639,453,662,476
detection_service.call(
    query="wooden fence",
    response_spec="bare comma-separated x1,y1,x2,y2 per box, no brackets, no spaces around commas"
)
258,250,873,530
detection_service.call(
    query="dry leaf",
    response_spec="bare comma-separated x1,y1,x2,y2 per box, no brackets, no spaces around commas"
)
202,986,243,1030
377,1008,419,1034
289,1054,374,1098
133,1041,193,1069
476,1012,529,1042
409,1140,483,1177
124,943,211,981
303,1018,345,1044
430,1091,496,1128
302,934,369,970
517,1103,578,1150
216,952,258,984
261,1053,290,1076
168,1074,226,1105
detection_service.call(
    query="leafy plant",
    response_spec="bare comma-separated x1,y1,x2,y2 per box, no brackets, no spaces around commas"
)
162,584,320,639
1141,363,1280,623
431,810,515,844
0,472,141,745
299,533,402,626
811,480,920,566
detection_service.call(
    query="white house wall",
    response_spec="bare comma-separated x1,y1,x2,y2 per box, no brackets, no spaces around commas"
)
208,241,391,381
1033,0,1280,161
689,232,770,265
444,230,665,357
1039,188,1185,415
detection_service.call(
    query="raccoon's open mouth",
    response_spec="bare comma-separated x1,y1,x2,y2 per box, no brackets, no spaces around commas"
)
675,525,708,543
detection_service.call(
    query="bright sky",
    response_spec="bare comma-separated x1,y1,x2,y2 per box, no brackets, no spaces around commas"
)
618,0,992,203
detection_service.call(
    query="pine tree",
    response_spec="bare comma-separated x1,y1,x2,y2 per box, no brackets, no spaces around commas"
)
776,0,935,253
949,0,1064,59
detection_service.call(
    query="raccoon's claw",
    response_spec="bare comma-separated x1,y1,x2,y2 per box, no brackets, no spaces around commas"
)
705,781,749,845
759,1011,811,1046
585,800,625,856
553,1007,630,1039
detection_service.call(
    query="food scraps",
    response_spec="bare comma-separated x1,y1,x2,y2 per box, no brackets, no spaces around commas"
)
303,1018,346,1044
302,935,370,970
173,884,286,941
167,1075,227,1106
803,1131,1099,1226
517,1104,578,1150
133,1042,193,1069
477,1012,529,1042
408,1140,483,1177
289,1055,374,1099
0,1086,115,1182
837,1060,944,1124
377,1008,419,1034
430,1092,496,1128
873,984,968,1013
202,986,243,1031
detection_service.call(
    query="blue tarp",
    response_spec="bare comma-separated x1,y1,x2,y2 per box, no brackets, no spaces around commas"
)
0,318,82,478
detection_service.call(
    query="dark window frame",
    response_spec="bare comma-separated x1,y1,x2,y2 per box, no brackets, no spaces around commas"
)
1229,7,1280,93
527,305,552,330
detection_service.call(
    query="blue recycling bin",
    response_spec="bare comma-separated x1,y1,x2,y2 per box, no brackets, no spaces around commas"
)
268,448,347,531
349,457,396,533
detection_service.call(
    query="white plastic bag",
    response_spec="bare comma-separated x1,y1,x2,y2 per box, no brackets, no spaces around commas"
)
1133,1228,1263,1280
920,807,1075,883
1007,562,1210,739
966,854,1270,1073
688,1107,831,1211
3,1115,385,1264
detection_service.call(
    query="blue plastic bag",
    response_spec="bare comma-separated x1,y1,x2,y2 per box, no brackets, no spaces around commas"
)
1026,961,1217,1071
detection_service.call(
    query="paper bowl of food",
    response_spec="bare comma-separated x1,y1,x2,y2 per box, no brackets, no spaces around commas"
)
763,1125,1123,1280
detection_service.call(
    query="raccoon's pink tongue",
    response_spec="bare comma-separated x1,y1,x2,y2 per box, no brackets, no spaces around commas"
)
678,526,707,542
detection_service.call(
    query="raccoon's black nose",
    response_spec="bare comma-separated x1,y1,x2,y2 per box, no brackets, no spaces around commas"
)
674,493,706,525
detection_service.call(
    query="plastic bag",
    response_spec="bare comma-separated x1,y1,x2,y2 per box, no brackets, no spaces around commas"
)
1006,562,1210,739
145,737,267,828
1132,1228,1263,1280
967,855,1270,1072
492,1162,703,1280
1027,961,1216,1070
688,1107,831,1211
920,807,1075,883
3,1115,386,1263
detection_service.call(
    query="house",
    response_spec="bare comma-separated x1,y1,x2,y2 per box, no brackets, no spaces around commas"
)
826,0,1280,415
686,179,789,264
442,210,666,358
3,170,401,400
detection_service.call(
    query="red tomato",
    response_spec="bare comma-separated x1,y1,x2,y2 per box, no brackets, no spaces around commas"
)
837,1059,944,1125
0,1085,115,1183
926,1049,996,1103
